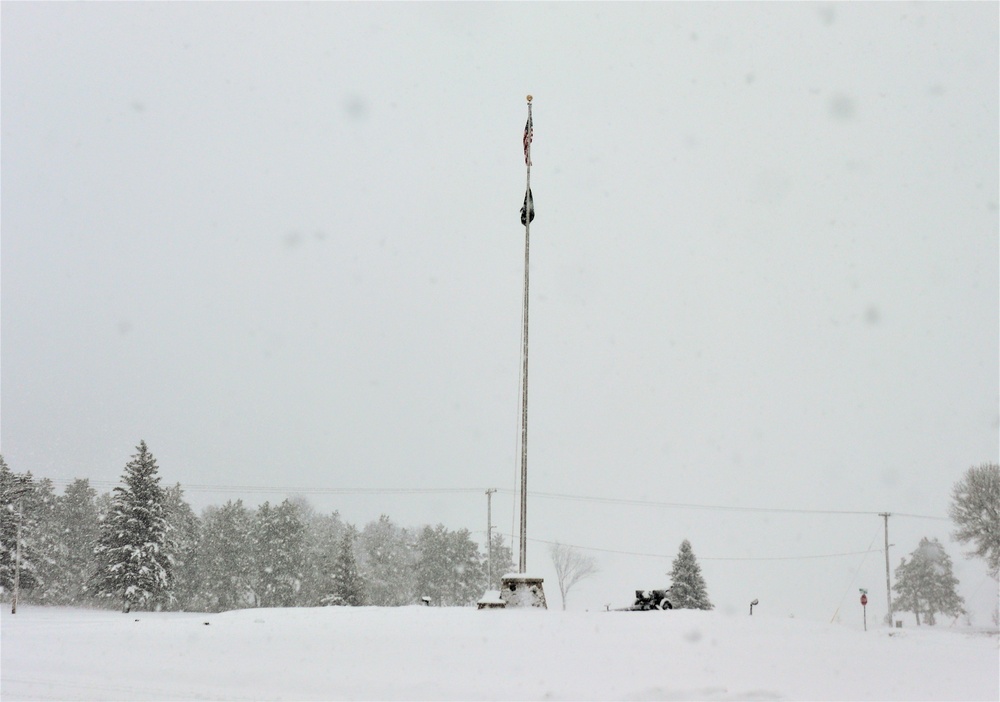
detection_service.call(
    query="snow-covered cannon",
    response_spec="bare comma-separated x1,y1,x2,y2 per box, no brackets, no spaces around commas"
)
630,589,674,611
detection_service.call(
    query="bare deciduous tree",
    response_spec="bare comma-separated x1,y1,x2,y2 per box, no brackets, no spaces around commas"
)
549,542,599,610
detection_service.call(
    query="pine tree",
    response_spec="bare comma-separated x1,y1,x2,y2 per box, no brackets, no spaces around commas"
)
252,500,306,608
892,537,965,625
448,529,485,606
163,484,202,611
45,479,99,605
299,508,346,606
359,515,414,606
91,441,174,612
23,478,60,604
51,479,101,605
414,524,484,606
668,539,714,610
199,500,256,611
325,526,365,606
486,531,516,592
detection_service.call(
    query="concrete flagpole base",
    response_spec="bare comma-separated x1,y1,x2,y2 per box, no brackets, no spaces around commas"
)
499,574,547,609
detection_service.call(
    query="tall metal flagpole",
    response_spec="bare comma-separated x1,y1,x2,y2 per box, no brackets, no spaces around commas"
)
519,95,533,573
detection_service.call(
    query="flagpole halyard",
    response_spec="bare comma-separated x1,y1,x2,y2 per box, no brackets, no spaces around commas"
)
500,95,547,608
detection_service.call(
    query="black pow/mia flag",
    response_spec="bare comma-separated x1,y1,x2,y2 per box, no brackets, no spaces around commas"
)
520,188,535,226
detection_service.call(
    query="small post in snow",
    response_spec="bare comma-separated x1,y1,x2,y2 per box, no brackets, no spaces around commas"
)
860,589,868,631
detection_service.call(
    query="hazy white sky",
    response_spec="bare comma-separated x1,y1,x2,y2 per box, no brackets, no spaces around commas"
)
2,2,997,620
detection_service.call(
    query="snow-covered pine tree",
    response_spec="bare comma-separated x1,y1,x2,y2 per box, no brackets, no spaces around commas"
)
668,539,714,610
22,478,60,604
443,527,484,606
252,500,306,608
359,514,415,606
0,456,41,595
414,525,448,605
299,509,346,606
50,479,101,605
163,483,202,611
199,500,256,611
91,441,174,613
486,531,516,592
324,526,365,606
892,537,965,625
414,524,484,606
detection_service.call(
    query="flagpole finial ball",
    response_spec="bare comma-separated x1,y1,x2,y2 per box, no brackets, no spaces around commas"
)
526,95,533,102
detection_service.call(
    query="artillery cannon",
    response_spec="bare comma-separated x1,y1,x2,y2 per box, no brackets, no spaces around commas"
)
629,588,674,611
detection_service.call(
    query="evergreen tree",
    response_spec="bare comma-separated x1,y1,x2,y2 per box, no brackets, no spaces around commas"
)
485,531,516,592
414,525,449,606
892,537,965,625
199,500,256,611
252,500,306,608
414,524,484,606
325,526,365,606
91,441,174,612
949,462,1000,579
54,479,101,605
163,484,202,611
359,515,414,606
23,478,60,604
299,508,346,606
668,539,714,610
0,457,41,595
449,528,485,605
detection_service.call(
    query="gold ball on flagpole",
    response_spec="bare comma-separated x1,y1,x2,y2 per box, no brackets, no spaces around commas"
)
526,94,533,102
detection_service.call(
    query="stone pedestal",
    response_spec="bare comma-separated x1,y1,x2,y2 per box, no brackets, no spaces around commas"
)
477,590,506,609
500,575,547,609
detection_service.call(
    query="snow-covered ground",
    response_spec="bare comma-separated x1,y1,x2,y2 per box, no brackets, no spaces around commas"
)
2,605,997,701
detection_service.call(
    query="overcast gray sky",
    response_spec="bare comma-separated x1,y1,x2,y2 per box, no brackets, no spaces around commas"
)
2,2,997,621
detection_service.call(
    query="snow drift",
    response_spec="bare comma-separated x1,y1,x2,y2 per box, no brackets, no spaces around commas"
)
1,605,997,700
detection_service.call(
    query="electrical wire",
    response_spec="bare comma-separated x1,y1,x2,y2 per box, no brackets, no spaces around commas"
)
35,478,947,520
829,524,883,623
497,531,886,563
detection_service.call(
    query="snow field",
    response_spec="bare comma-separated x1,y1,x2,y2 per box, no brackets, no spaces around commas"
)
1,605,997,701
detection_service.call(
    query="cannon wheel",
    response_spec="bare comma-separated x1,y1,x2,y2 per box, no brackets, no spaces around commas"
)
659,598,673,610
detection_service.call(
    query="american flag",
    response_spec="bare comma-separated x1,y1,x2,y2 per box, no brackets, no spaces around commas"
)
523,115,533,166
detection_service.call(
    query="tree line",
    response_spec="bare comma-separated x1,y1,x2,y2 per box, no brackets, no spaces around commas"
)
890,462,999,626
0,443,514,612
2,444,996,622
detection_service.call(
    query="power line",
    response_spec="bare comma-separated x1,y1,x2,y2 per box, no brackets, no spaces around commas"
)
41,480,485,496
35,478,948,520
496,489,948,520
497,531,886,562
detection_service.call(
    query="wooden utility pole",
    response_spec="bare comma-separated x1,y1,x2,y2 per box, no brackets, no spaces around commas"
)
880,512,892,626
485,488,497,588
12,498,22,614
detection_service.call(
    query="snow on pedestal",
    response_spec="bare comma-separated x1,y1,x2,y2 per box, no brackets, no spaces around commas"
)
499,574,547,609
477,590,506,609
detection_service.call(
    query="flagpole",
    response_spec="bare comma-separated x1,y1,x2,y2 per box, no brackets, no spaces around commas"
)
519,95,533,573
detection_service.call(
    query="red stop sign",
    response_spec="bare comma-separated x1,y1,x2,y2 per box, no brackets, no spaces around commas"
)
860,594,868,606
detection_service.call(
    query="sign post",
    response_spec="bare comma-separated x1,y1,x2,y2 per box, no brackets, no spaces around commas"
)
860,589,869,631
